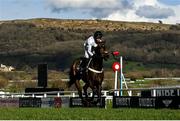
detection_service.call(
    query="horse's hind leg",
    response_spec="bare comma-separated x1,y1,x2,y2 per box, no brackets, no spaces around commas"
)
75,80,83,98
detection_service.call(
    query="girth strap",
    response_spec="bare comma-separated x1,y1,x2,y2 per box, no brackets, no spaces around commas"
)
88,67,104,73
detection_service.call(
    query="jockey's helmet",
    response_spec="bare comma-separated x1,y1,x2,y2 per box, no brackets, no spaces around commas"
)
94,31,102,40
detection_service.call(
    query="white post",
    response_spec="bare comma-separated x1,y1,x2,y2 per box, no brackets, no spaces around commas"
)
114,70,119,96
57,92,60,97
120,56,123,96
129,90,132,96
44,93,47,98
153,89,156,97
90,92,93,97
103,91,107,97
21,94,24,98
72,92,75,97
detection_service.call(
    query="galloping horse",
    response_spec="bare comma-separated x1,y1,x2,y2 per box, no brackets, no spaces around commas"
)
68,40,109,103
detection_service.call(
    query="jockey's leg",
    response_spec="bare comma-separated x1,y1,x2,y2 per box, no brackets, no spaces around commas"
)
79,58,88,74
80,58,92,75
86,58,92,69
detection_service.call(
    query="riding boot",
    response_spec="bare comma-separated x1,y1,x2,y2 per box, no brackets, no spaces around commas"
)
85,58,91,72
79,62,83,75
79,58,87,74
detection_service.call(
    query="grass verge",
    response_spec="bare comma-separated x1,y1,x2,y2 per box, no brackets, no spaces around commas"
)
0,108,179,120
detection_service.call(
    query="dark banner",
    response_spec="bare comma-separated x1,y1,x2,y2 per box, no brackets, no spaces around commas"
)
70,97,106,108
0,98,19,107
113,96,147,108
113,96,180,109
140,89,179,97
19,97,41,107
113,96,135,108
138,97,156,108
61,97,70,108
41,98,54,108
156,96,180,109
156,89,179,97
19,97,70,108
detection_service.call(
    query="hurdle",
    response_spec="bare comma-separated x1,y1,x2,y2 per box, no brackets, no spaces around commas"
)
112,51,130,96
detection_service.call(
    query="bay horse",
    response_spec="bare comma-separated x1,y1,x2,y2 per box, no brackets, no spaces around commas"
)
68,40,109,104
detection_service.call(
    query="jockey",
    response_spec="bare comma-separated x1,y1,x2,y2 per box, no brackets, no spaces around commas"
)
79,31,103,73
84,31,103,58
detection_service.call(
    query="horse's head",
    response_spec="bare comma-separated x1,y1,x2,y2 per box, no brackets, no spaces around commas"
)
94,39,109,60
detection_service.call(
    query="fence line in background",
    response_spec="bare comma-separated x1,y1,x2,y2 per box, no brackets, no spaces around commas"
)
0,87,179,100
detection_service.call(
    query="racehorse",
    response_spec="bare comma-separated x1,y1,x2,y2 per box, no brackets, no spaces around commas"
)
68,40,109,104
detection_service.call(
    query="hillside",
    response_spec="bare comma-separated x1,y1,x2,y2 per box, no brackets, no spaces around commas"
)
0,18,179,73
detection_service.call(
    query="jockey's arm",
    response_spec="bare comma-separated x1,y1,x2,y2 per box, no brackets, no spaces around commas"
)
88,40,98,57
85,36,98,58
87,44,94,57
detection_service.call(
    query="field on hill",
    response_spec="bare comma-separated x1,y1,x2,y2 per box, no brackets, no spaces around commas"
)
0,18,179,71
0,107,179,120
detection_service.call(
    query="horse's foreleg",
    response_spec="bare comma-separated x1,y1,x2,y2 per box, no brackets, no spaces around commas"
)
83,83,89,98
75,80,82,98
97,85,102,103
91,86,97,101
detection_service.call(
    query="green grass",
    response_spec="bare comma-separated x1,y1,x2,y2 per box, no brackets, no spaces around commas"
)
124,61,146,71
0,108,179,120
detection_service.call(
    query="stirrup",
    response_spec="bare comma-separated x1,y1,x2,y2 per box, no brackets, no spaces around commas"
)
85,66,88,73
79,67,83,74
